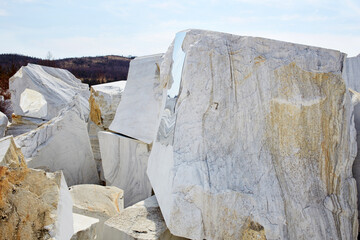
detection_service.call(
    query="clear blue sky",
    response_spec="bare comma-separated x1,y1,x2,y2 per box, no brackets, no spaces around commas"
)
0,0,359,59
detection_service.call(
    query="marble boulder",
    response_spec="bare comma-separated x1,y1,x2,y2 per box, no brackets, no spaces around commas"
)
89,81,126,129
98,131,152,207
0,135,24,167
0,165,73,240
15,98,99,186
147,29,358,239
109,54,164,143
9,63,90,120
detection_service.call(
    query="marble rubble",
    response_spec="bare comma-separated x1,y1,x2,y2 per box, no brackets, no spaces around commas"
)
98,130,152,207
147,29,358,239
103,196,186,240
109,54,164,144
0,152,73,240
71,213,99,240
88,81,126,180
14,98,99,186
9,63,90,120
69,184,124,238
0,111,8,137
0,135,24,167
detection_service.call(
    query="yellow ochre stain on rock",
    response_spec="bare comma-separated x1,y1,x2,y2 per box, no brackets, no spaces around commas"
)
89,88,103,126
267,62,346,195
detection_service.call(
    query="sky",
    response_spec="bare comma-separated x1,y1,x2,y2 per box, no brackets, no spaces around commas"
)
0,0,359,59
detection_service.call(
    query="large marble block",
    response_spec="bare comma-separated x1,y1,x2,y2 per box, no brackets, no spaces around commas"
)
103,196,187,240
9,63,90,120
109,54,164,143
0,166,73,240
15,99,99,186
0,111,8,137
98,131,152,207
89,81,126,129
147,30,358,239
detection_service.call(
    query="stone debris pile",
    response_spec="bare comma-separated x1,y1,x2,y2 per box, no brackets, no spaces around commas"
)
0,30,360,240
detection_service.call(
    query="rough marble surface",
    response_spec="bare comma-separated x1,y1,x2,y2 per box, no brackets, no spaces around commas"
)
343,55,360,223
109,54,165,144
89,81,126,129
147,29,358,239
9,63,90,120
0,135,24,167
0,111,8,137
98,131,152,207
5,114,47,137
103,196,187,240
69,184,124,220
0,167,73,240
15,98,99,186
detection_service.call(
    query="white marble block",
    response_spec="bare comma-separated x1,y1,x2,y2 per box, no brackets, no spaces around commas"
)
71,213,99,240
89,81,126,129
98,131,152,207
9,63,90,120
15,98,99,186
103,196,187,240
109,54,165,143
147,29,357,239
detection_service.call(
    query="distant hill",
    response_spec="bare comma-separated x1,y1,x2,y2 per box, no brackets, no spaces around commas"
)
0,54,133,98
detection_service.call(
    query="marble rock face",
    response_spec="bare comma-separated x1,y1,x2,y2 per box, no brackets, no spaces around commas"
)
103,196,187,240
147,30,358,239
0,166,73,240
14,99,99,186
98,131,152,207
0,135,24,167
89,81,126,129
0,111,8,137
71,213,99,240
5,114,47,137
109,54,164,144
9,63,90,120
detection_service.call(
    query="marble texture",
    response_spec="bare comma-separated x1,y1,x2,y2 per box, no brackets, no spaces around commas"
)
89,81,126,129
0,111,8,137
0,167,73,240
98,131,152,207
103,196,187,240
70,184,124,239
14,98,99,186
343,55,360,224
5,114,47,137
71,213,99,240
109,54,165,144
147,29,357,239
9,63,90,120
0,135,25,167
